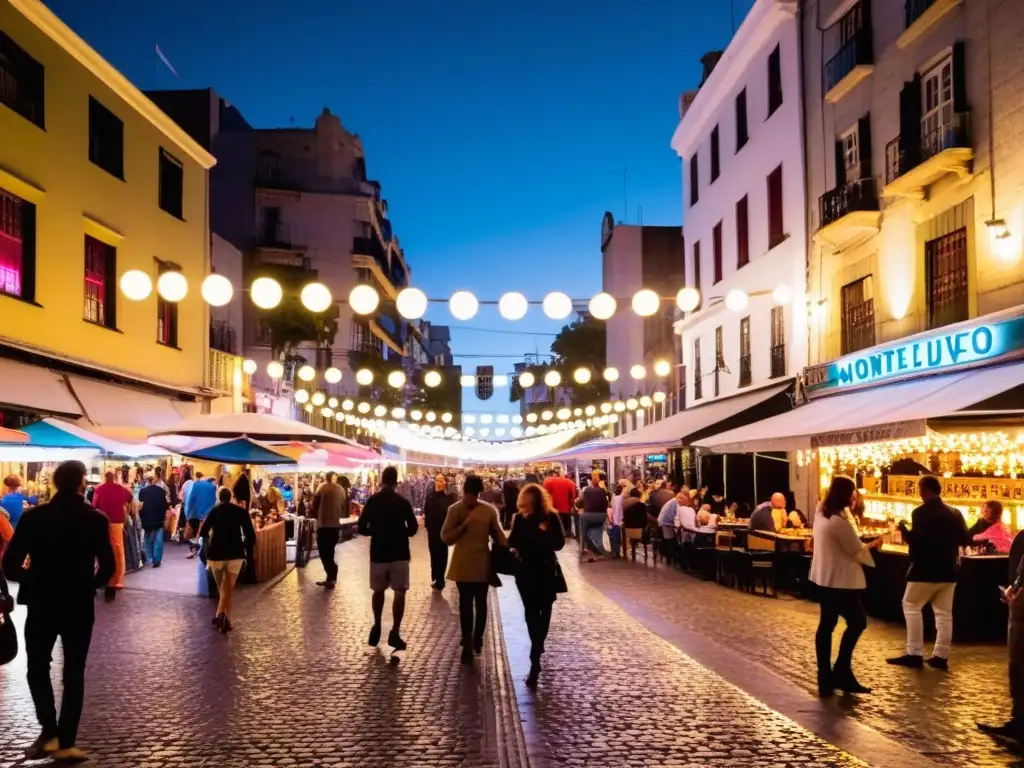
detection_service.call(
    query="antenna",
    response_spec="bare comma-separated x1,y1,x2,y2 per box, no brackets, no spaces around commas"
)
623,165,628,224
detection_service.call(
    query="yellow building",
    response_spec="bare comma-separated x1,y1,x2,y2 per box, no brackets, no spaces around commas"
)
0,0,240,434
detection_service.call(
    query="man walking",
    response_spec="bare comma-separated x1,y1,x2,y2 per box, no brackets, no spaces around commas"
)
888,476,969,670
185,473,217,559
2,460,114,761
139,474,169,568
543,468,577,538
424,474,455,590
358,466,418,651
91,470,133,600
579,471,611,560
312,472,348,589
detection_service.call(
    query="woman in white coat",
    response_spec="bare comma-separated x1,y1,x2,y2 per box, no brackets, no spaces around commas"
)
809,475,883,696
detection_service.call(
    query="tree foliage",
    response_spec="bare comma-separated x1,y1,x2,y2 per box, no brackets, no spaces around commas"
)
510,316,609,403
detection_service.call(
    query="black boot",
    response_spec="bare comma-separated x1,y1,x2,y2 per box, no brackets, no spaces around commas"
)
526,659,541,689
832,666,871,694
817,669,834,697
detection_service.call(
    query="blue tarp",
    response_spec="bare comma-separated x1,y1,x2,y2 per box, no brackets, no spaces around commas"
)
177,438,296,466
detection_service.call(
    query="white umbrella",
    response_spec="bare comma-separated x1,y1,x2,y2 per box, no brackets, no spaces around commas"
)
148,412,349,444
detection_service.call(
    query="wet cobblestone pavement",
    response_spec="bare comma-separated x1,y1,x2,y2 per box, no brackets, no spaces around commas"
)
573,551,1021,768
0,537,507,768
496,548,869,767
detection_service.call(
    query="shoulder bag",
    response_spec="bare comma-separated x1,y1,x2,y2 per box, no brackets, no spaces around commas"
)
0,571,17,666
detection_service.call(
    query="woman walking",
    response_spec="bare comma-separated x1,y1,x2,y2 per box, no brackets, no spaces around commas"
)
442,475,507,664
509,483,565,688
809,475,882,696
200,487,256,633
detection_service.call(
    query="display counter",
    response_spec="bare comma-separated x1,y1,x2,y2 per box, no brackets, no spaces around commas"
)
251,521,286,583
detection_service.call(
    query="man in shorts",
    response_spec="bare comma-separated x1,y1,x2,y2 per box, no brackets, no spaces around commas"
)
358,466,418,651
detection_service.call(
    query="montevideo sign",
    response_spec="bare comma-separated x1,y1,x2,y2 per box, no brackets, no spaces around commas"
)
804,312,1024,395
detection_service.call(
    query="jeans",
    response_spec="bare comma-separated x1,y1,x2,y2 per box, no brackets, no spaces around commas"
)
108,522,126,587
518,586,554,663
457,582,489,644
317,526,340,583
25,602,95,748
143,528,164,565
608,525,622,558
428,533,448,587
580,512,608,555
558,512,576,539
815,587,867,685
903,581,956,658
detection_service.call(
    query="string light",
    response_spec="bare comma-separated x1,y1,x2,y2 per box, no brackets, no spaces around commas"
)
300,282,333,313
251,277,283,309
120,270,153,301
157,271,187,302
349,284,380,315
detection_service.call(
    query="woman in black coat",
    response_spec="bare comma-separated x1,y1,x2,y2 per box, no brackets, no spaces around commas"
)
508,483,566,688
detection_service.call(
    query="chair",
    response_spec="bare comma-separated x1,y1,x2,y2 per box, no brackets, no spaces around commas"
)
692,531,717,580
624,527,651,564
746,530,777,598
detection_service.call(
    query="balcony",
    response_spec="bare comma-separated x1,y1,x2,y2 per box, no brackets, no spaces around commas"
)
883,112,973,199
898,0,962,49
824,29,874,103
815,178,880,249
256,221,303,252
770,344,787,379
207,348,246,397
209,320,238,355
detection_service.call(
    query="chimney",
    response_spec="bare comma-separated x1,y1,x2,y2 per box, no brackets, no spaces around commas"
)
700,51,725,86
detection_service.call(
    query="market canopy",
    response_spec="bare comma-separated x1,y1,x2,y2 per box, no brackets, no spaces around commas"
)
176,437,297,466
18,418,170,457
148,412,349,444
695,360,1024,454
0,426,30,444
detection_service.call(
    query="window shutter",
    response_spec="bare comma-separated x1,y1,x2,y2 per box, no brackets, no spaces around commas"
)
898,77,922,170
104,244,117,329
952,41,968,113
21,202,36,302
834,141,846,187
857,113,872,180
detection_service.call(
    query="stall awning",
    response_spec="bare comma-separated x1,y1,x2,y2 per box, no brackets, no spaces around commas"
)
0,358,82,417
177,437,296,466
696,360,1024,453
68,376,190,437
23,418,169,458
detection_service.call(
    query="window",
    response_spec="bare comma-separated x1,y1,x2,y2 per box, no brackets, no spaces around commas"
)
767,164,784,249
693,339,703,401
158,149,184,219
770,306,786,378
767,45,783,117
689,154,699,206
921,54,953,156
736,196,749,268
692,241,702,309
739,317,751,387
83,236,116,328
735,89,749,151
926,227,968,330
89,96,124,179
710,125,720,182
156,262,179,347
840,125,860,180
714,326,723,397
712,221,723,284
0,188,35,301
841,276,875,354
0,31,45,128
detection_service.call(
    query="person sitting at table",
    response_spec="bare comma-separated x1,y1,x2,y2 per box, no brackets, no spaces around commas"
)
973,501,1012,553
694,504,718,534
749,494,787,533
969,500,1001,538
786,508,809,529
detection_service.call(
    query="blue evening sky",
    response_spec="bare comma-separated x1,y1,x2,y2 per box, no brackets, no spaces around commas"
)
47,0,750,414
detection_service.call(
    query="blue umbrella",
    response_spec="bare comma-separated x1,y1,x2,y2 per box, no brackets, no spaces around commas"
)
177,438,296,466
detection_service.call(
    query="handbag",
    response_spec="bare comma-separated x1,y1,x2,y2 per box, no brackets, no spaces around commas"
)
491,543,521,575
551,559,568,594
0,572,17,667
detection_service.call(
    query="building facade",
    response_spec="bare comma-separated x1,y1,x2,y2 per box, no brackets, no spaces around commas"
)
672,0,807,409
0,0,226,433
600,212,686,433
802,0,1024,369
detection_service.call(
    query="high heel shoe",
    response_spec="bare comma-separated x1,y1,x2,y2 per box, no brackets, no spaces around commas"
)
525,660,541,689
832,668,871,694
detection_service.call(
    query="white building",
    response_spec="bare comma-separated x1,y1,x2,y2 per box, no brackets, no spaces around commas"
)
671,0,806,408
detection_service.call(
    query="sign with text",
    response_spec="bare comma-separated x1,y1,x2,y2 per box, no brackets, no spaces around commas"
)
804,313,1024,394
645,454,668,463
810,420,927,448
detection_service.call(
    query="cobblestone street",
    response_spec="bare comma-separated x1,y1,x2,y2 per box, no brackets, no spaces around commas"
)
569,548,1020,768
0,537,510,768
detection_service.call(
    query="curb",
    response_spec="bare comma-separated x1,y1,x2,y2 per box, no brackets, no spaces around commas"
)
487,588,531,768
